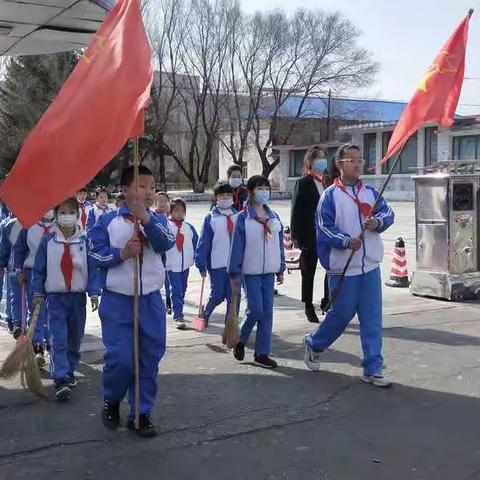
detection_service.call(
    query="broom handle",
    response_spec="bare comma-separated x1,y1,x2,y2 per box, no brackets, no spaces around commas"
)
328,142,406,307
198,276,205,314
21,283,26,330
133,138,141,431
26,303,42,342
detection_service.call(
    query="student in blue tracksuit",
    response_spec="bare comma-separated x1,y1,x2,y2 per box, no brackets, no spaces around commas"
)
304,143,395,387
155,192,172,315
195,181,238,327
0,213,13,330
228,175,285,369
0,216,24,338
86,187,113,231
13,211,55,366
76,187,93,231
88,165,175,438
165,198,198,330
31,197,100,401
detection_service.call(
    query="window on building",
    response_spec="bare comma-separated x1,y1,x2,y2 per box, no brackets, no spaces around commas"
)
424,127,438,166
382,131,418,174
289,149,307,177
363,133,376,175
452,135,480,160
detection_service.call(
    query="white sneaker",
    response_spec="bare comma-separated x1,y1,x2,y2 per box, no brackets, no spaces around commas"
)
175,317,186,330
361,371,392,388
303,335,321,371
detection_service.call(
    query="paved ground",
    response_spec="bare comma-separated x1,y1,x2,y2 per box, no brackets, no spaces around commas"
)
1,201,480,480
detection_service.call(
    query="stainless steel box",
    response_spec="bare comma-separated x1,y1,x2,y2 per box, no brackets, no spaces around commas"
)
410,161,480,300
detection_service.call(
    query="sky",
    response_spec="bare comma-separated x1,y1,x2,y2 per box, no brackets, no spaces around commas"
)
239,0,480,115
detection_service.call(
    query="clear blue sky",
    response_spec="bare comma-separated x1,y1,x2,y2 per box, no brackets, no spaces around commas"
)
240,0,480,115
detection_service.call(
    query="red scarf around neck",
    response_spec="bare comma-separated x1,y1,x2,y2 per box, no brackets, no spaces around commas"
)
253,215,272,239
334,178,372,217
60,243,73,291
171,219,185,251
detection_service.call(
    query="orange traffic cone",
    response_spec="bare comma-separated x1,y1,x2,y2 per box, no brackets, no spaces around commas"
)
385,237,410,287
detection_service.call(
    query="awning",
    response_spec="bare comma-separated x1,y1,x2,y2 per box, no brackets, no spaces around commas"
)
0,0,113,56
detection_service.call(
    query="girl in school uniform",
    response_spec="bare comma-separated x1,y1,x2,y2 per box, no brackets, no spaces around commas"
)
228,175,285,369
155,192,172,314
165,198,198,330
31,197,100,401
86,188,113,231
195,181,238,327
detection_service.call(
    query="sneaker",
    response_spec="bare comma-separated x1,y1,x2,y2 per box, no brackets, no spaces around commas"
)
274,289,279,296
54,383,71,402
305,303,319,323
254,354,278,369
320,297,330,314
361,372,392,388
102,400,120,430
7,320,14,334
33,344,46,368
67,375,78,388
166,297,172,315
303,335,322,371
127,414,157,438
13,327,23,340
233,342,245,361
175,317,186,330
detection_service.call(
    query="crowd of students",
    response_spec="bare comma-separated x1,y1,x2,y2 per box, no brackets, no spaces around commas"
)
0,144,395,438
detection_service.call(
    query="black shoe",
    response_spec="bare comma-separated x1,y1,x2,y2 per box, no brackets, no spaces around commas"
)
66,374,78,388
305,303,319,323
13,327,23,340
166,297,172,315
274,289,279,296
54,382,71,402
320,297,330,313
127,414,157,438
7,320,13,334
102,400,120,430
233,342,245,361
254,354,278,369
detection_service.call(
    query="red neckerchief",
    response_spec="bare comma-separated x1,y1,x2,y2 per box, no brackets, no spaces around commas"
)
40,223,53,235
79,203,88,229
253,215,272,239
334,178,372,217
171,219,184,252
60,243,73,291
233,188,242,211
97,204,109,213
306,170,328,189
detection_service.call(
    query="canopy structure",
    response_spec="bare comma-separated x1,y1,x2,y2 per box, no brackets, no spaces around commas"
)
0,0,113,56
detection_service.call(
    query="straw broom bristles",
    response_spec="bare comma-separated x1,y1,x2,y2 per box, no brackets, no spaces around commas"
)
222,287,240,349
0,303,48,398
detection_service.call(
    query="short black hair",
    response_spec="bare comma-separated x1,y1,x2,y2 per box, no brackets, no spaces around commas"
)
96,187,108,196
156,191,170,199
246,175,270,193
115,193,126,201
120,165,154,187
77,187,88,193
227,164,243,177
169,197,186,215
55,197,79,214
214,181,233,196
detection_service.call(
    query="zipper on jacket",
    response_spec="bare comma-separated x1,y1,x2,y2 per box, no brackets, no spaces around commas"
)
353,185,366,274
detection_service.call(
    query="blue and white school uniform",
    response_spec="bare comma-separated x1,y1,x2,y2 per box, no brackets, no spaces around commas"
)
306,180,394,376
86,204,113,231
78,201,93,232
31,227,100,385
195,206,238,324
228,205,285,356
88,205,175,417
0,218,24,330
153,211,171,301
13,221,55,346
165,220,198,320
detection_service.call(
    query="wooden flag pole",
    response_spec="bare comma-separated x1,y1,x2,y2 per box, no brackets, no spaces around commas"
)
326,141,408,310
133,137,141,430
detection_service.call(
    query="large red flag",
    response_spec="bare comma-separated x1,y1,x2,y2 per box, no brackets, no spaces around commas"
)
381,10,471,165
0,0,153,226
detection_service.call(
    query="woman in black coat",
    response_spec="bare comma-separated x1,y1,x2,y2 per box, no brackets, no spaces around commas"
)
290,146,337,323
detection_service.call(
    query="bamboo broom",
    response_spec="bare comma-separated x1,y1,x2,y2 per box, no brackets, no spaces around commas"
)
222,281,240,349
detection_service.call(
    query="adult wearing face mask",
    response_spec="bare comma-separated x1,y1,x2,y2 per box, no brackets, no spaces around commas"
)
290,146,331,323
227,165,249,212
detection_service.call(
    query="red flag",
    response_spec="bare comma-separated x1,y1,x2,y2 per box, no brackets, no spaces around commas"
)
381,11,471,165
0,0,153,226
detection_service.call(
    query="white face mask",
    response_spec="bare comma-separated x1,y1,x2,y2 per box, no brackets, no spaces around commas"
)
43,210,55,222
57,214,78,228
229,178,242,189
217,198,233,210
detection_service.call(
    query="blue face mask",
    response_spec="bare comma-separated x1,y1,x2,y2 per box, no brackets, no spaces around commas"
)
254,190,270,205
312,158,328,173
